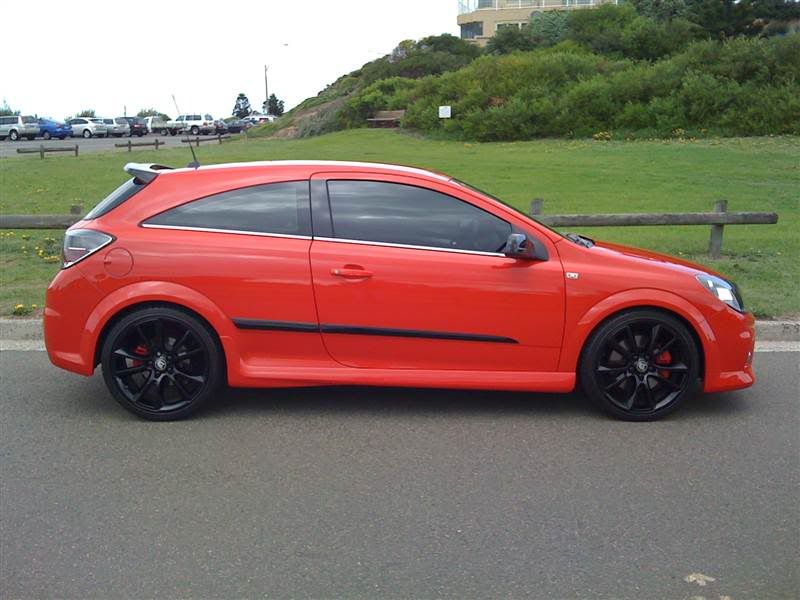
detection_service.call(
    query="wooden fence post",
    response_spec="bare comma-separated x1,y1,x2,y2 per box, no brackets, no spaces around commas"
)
74,144,79,157
39,145,45,160
708,199,727,258
127,140,132,152
155,138,161,150
69,204,83,215
530,198,544,216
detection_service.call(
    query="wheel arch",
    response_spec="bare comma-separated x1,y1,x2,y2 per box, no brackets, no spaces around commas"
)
559,288,714,378
81,281,239,377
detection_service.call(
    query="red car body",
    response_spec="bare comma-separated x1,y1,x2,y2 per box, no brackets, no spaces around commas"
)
44,161,755,414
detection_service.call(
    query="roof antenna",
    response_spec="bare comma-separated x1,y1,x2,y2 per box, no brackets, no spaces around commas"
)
171,94,199,169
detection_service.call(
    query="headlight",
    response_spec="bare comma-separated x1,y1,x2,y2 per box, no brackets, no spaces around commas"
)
63,229,114,268
696,274,744,312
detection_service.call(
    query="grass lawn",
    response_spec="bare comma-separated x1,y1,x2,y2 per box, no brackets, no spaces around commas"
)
1,130,798,318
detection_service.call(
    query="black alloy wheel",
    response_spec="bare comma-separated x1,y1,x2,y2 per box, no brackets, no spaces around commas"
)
101,306,224,420
579,310,700,421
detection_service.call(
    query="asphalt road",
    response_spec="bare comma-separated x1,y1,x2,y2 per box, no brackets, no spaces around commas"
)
1,350,798,599
0,133,220,159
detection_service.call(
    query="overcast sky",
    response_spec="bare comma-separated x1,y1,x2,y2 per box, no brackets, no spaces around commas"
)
1,0,458,120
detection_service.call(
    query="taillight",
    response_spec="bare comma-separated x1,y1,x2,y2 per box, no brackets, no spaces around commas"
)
62,229,114,268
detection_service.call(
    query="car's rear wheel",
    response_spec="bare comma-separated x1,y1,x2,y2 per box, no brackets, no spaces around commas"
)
82,129,92,138
101,306,224,421
42,131,51,140
579,309,700,421
191,125,199,135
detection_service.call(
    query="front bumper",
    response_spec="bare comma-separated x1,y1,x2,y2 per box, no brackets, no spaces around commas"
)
702,307,756,393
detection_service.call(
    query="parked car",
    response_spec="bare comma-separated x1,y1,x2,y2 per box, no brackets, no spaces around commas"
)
121,116,148,137
214,119,228,135
0,115,40,141
44,161,756,421
102,118,131,137
145,116,183,136
225,119,246,134
38,118,73,140
68,118,108,138
176,114,215,135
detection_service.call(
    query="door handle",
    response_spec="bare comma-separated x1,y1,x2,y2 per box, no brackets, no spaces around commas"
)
331,267,373,279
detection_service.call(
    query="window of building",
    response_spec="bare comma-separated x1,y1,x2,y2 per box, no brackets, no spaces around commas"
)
326,180,511,253
145,181,311,236
460,21,484,39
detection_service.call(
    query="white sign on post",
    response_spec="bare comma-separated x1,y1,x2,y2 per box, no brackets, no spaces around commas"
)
438,105,452,119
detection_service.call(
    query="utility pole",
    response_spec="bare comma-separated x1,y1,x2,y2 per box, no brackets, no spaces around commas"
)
264,65,269,115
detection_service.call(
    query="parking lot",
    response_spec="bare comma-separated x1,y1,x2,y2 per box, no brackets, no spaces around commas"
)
1,348,797,598
0,133,217,159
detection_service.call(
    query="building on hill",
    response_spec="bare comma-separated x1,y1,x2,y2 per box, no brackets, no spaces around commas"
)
458,0,619,46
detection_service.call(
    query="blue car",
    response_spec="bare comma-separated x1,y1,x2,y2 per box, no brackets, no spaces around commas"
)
38,118,72,140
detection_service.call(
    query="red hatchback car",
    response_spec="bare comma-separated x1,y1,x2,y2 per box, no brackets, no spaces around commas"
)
45,161,755,421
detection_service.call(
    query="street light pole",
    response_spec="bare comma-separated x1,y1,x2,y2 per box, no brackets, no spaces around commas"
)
264,64,269,115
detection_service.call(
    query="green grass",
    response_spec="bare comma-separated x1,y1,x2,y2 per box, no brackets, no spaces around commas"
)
1,130,798,317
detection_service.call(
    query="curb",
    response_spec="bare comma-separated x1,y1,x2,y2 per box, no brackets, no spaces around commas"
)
2,317,799,343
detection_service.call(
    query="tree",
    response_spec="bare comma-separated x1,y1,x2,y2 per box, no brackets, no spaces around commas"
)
232,93,252,119
0,99,19,117
528,11,570,47
77,109,96,117
486,26,536,55
266,94,285,117
628,0,688,21
137,108,170,120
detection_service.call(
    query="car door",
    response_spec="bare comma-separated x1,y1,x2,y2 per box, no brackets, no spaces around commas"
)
309,173,565,372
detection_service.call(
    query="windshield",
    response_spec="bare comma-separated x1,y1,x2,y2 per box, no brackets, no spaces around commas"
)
451,178,565,239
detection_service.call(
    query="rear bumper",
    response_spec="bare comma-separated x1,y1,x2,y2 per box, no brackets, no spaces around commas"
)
44,267,103,376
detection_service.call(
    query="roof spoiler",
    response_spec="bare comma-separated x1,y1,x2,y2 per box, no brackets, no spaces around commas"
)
124,163,173,184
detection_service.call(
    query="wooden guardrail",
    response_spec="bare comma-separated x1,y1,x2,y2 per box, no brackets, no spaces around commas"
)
115,139,165,152
0,199,779,258
16,144,79,159
530,199,778,258
180,134,230,147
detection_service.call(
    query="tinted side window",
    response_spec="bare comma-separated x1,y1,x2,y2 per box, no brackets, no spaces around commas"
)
327,180,511,253
145,181,311,236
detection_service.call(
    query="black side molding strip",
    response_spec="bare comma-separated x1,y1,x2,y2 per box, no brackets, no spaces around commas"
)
319,324,517,344
232,318,518,344
232,318,319,333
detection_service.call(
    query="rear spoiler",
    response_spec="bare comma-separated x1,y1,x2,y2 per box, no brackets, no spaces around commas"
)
124,163,173,184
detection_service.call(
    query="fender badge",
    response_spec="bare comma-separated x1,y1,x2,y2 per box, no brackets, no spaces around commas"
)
566,272,580,280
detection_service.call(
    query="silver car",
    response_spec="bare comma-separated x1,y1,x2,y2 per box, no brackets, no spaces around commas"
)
68,118,108,138
102,117,131,137
0,115,40,141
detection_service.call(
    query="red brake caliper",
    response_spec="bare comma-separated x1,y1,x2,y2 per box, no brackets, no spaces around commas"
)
655,350,672,379
131,344,149,367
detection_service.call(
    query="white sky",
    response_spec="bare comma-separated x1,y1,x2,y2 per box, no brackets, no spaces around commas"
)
1,0,458,121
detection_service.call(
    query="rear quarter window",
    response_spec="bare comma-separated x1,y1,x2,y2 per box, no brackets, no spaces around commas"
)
85,179,148,219
143,181,311,237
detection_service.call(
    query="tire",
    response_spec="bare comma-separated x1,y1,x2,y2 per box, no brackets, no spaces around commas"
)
579,309,700,421
9,130,19,141
43,131,51,140
101,306,225,421
190,125,199,135
82,129,92,138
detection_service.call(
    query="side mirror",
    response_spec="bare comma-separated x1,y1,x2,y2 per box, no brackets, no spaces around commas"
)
503,233,548,261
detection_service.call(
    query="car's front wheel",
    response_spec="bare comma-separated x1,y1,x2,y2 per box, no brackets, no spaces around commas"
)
82,129,92,138
42,131,51,140
9,130,19,141
101,306,224,420
579,309,700,421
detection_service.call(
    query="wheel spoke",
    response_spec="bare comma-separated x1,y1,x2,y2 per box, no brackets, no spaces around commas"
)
135,324,149,346
657,362,689,372
171,374,193,401
597,364,628,374
625,326,639,353
642,378,656,409
172,329,192,353
659,335,677,354
603,372,630,391
625,380,641,409
652,374,680,390
133,374,156,403
610,340,631,360
114,348,149,361
154,319,165,351
115,364,150,377
175,347,203,360
646,324,662,356
175,370,205,385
